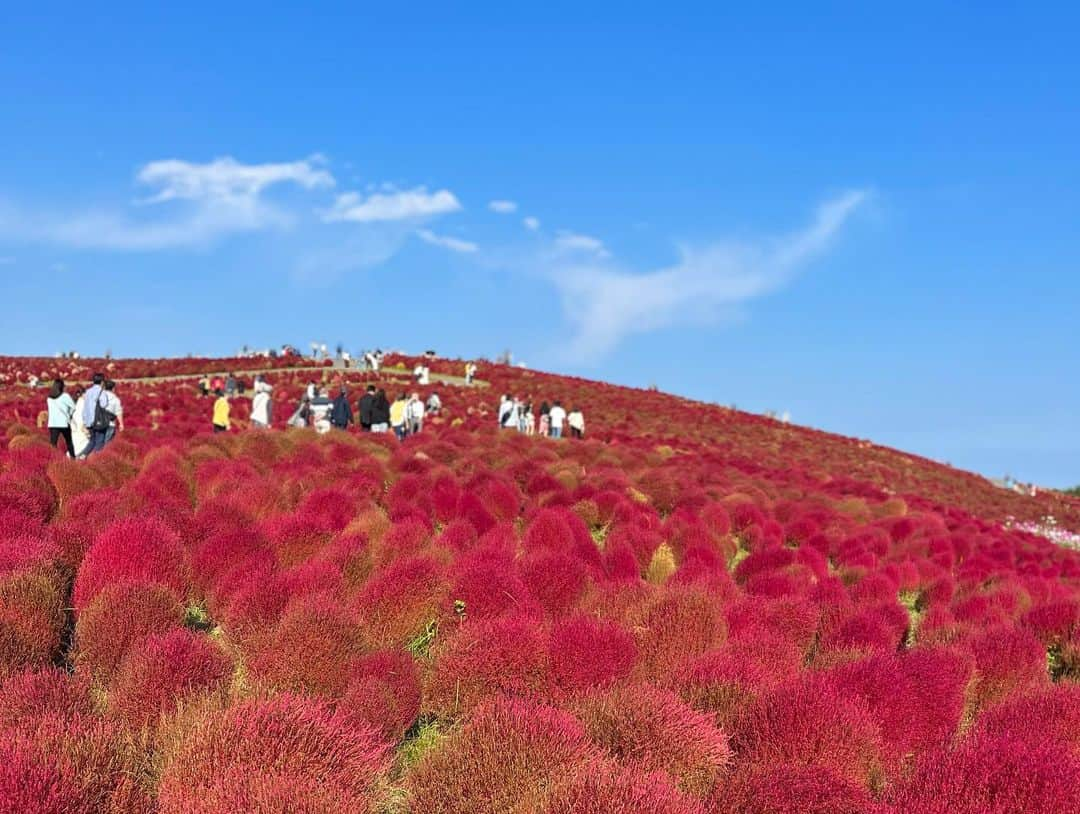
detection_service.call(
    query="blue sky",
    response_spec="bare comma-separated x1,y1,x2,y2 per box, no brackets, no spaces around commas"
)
1,4,1078,486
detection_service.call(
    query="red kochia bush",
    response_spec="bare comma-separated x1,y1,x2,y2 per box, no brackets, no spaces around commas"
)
0,713,147,814
158,766,344,814
0,570,66,677
710,763,877,814
71,516,187,610
424,616,550,718
549,615,637,695
731,675,884,789
887,733,1080,813
339,649,422,743
964,625,1048,712
449,544,539,620
406,696,599,814
0,668,94,729
0,735,87,814
674,629,800,730
250,592,366,697
355,555,448,649
108,629,232,728
575,684,731,797
974,683,1080,755
635,588,727,682
157,694,388,814
74,581,184,681
538,761,707,814
823,647,973,774
520,549,588,617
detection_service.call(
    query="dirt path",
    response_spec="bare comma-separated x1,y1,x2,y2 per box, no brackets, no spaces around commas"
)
109,364,488,389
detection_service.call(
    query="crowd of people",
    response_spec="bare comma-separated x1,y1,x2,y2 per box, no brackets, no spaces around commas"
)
497,395,585,439
44,373,124,458
40,360,586,456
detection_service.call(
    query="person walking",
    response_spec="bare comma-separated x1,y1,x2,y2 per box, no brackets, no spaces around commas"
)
567,406,585,439
538,401,551,437
251,380,273,429
331,386,353,430
425,391,442,415
407,392,425,435
82,373,111,457
389,392,408,440
358,385,376,431
287,395,311,428
46,378,76,457
70,386,90,457
523,402,535,436
101,380,123,445
370,388,391,433
310,387,333,434
212,389,231,433
548,400,567,439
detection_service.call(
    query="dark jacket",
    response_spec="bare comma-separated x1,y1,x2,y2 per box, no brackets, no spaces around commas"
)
357,392,375,426
331,394,353,427
371,394,391,425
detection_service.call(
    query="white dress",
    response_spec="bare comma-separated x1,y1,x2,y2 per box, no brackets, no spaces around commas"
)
71,395,91,456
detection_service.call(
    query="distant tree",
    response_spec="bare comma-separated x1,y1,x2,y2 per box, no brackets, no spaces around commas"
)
1065,485,1080,497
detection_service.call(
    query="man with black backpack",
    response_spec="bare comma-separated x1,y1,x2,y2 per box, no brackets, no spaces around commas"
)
82,372,114,457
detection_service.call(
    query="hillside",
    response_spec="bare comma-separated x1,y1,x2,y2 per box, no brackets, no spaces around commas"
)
1,353,1079,812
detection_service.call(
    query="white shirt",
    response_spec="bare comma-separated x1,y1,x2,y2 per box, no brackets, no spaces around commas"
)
101,391,122,425
252,389,272,424
568,411,585,431
549,406,567,429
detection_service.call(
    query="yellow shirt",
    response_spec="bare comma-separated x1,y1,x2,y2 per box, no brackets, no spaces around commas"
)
389,399,407,426
213,396,230,429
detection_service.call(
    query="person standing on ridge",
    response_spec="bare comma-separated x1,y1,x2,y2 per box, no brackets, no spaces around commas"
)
389,392,408,440
251,379,273,429
358,384,376,431
46,378,76,457
567,406,585,439
370,388,391,433
548,401,567,439
101,380,123,445
331,386,353,430
82,373,110,457
212,389,230,433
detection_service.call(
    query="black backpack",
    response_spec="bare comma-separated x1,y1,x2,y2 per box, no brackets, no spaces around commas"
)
91,389,115,432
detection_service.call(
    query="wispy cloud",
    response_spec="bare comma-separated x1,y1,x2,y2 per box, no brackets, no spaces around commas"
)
135,155,333,205
523,216,540,231
549,190,868,360
323,187,461,223
416,229,478,254
488,199,518,214
555,230,610,258
0,155,333,251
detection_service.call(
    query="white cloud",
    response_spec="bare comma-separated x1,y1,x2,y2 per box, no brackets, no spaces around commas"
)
416,229,478,253
323,187,461,223
136,155,333,205
523,216,540,231
488,199,518,214
550,190,868,360
0,155,334,251
555,230,610,258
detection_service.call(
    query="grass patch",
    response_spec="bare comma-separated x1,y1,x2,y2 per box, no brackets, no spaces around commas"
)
407,618,439,659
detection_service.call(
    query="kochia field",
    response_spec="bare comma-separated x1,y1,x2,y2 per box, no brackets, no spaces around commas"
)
0,352,1078,813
